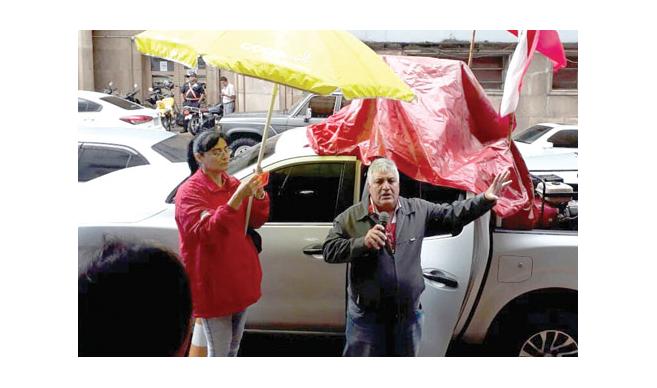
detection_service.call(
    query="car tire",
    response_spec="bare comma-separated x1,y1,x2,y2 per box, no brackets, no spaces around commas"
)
492,308,578,357
230,137,259,157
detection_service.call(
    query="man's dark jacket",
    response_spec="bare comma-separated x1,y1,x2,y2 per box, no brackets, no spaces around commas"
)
323,194,495,316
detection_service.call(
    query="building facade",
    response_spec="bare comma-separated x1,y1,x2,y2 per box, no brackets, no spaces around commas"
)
78,30,577,132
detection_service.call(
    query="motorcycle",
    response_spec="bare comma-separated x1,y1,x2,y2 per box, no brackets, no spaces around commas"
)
122,84,142,105
102,81,117,95
147,81,177,131
183,103,223,136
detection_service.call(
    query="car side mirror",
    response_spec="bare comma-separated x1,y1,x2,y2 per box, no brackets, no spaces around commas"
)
543,142,554,149
303,107,312,123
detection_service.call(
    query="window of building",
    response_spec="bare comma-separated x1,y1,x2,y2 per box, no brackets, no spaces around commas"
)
469,55,506,90
266,162,355,223
405,47,507,91
552,54,578,90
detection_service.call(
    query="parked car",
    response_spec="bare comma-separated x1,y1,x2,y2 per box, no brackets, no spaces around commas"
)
78,126,189,182
78,90,164,130
513,123,578,157
218,92,351,156
78,127,577,356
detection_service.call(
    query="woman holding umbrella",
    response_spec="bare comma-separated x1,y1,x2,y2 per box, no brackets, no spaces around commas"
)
175,131,269,356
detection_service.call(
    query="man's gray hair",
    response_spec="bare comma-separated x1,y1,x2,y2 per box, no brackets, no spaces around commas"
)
367,158,399,184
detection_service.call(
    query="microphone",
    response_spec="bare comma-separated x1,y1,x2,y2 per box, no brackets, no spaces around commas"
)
378,212,390,228
378,212,393,255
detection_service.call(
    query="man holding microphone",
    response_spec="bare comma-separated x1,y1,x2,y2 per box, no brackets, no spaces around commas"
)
323,158,510,356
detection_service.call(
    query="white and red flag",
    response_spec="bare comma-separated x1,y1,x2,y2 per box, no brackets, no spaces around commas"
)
500,30,566,118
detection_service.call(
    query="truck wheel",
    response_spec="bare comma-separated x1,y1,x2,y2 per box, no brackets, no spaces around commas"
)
230,137,259,157
494,309,578,356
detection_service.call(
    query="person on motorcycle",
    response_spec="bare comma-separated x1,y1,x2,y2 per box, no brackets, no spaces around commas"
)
180,70,206,132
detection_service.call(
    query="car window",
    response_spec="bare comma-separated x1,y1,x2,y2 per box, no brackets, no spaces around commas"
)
309,96,337,118
100,95,143,110
152,134,189,162
547,129,578,148
78,98,102,112
266,162,355,223
513,125,552,144
294,95,337,118
78,144,148,182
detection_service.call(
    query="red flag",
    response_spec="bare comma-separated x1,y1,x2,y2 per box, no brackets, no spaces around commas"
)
307,56,533,217
500,30,566,118
508,30,567,72
500,30,539,118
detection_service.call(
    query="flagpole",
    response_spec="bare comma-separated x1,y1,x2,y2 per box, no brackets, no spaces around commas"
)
468,30,476,67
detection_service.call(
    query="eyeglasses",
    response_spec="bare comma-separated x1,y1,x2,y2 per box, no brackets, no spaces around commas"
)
207,148,231,157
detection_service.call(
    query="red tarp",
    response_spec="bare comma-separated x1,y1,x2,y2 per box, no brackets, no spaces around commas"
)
306,55,534,217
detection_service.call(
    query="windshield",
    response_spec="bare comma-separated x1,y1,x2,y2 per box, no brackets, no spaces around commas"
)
151,134,188,162
100,96,143,110
227,133,282,175
513,125,552,144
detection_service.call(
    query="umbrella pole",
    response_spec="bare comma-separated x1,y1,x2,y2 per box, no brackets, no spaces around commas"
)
245,83,279,234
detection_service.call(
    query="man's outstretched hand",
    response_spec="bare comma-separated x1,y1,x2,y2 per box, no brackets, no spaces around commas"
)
484,169,512,202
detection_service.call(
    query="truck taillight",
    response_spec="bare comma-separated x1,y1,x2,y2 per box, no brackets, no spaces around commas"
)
120,115,154,125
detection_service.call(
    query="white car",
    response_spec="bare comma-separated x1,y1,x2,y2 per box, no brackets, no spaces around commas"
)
78,90,164,130
513,123,578,157
78,126,189,182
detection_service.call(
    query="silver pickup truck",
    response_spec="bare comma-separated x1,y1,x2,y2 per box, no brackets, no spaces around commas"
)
218,92,349,156
78,127,577,357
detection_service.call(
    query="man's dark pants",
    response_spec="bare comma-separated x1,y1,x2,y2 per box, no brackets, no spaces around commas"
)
343,299,424,356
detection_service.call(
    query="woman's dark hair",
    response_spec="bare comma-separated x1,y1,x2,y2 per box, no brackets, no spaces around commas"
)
78,239,192,356
186,130,229,175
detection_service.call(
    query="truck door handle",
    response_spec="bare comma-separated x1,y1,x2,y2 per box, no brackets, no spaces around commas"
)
302,244,324,256
422,268,458,288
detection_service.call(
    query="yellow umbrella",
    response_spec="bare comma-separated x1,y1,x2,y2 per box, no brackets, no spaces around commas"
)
134,30,415,230
134,30,414,101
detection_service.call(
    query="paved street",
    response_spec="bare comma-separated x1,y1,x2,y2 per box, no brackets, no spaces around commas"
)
239,332,344,357
236,332,488,356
